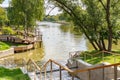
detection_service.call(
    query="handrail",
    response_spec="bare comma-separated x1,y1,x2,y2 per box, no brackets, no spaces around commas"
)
27,59,73,73
27,59,41,70
102,50,120,55
26,58,120,80
26,58,74,80
50,59,73,73
73,62,120,74
39,59,51,70
69,50,120,58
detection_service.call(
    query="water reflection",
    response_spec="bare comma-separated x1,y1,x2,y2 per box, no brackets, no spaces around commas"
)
13,48,44,61
5,22,87,62
38,22,87,61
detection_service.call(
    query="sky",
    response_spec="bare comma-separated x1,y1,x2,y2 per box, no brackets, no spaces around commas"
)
1,0,62,15
0,0,9,7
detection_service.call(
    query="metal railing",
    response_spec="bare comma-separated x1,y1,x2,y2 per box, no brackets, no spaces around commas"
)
69,51,120,64
73,62,120,80
26,59,74,80
1,52,120,80
26,58,120,80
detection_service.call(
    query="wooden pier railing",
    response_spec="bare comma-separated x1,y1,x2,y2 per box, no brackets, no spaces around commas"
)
26,58,120,80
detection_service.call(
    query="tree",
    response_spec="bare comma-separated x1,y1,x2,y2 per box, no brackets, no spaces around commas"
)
2,26,14,35
0,0,7,27
8,0,44,37
49,0,120,51
0,7,7,27
0,0,4,3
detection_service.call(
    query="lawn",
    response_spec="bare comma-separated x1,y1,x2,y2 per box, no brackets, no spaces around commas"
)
0,41,28,51
0,67,30,80
0,41,10,51
3,41,28,47
78,50,120,65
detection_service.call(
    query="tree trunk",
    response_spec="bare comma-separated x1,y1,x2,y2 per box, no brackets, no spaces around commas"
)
101,37,106,51
106,0,112,52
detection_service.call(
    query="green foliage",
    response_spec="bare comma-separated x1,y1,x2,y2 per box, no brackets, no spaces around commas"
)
0,0,4,4
0,41,10,50
8,0,44,29
58,12,72,21
79,51,120,64
1,26,14,35
0,7,7,26
44,15,57,21
44,12,72,22
0,67,30,80
50,0,120,51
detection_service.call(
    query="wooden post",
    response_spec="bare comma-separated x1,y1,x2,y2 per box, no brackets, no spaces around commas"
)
114,65,117,80
50,61,53,80
102,66,105,80
40,71,42,80
72,76,74,80
44,66,46,80
60,66,62,80
88,70,91,80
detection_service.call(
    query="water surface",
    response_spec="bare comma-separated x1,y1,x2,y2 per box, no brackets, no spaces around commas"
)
10,22,87,61
38,22,87,61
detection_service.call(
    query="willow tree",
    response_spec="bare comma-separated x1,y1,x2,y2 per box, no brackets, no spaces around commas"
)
0,0,3,3
49,0,120,51
0,0,8,27
8,0,44,36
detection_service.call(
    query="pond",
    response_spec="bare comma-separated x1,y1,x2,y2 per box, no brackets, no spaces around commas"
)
1,21,120,63
37,22,87,61
11,22,88,62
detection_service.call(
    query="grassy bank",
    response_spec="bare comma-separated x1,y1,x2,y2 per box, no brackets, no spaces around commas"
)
0,41,10,51
0,67,30,80
3,41,28,47
78,50,120,65
0,41,28,51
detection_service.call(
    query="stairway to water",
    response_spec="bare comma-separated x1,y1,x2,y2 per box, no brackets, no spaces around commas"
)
27,60,80,80
0,58,80,80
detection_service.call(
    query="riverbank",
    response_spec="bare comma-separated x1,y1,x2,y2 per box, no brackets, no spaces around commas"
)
0,67,30,80
0,41,10,51
54,21,70,25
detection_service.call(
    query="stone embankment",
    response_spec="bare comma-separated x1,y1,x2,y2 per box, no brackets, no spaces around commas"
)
14,44,34,53
0,33,42,49
0,48,14,58
67,51,120,80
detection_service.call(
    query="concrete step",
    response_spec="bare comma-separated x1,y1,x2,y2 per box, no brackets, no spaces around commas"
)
28,72,39,80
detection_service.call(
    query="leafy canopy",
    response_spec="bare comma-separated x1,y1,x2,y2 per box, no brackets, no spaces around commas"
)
8,0,44,27
49,0,120,51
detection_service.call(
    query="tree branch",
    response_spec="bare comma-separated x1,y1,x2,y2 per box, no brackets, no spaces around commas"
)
45,6,56,17
99,0,106,10
50,0,98,50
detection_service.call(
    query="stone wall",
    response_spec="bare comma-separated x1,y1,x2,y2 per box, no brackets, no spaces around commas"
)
14,44,34,52
0,48,14,58
67,59,120,80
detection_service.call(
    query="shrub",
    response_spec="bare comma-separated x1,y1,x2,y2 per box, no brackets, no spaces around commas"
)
1,27,14,35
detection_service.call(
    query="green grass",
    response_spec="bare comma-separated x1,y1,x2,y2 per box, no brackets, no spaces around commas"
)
0,41,28,51
0,41,27,51
0,67,30,80
79,50,120,65
3,41,27,47
0,41,10,51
